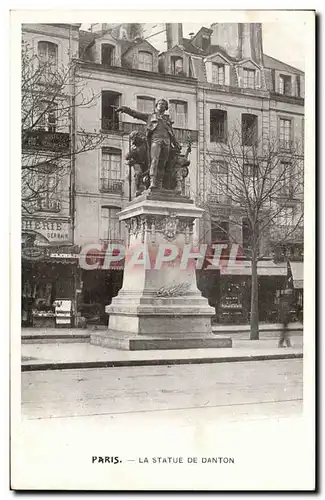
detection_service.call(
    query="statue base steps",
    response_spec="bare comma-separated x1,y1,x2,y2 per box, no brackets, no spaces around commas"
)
90,330,232,351
89,192,232,351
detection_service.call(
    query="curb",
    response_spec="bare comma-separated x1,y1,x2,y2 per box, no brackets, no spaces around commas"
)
21,351,303,372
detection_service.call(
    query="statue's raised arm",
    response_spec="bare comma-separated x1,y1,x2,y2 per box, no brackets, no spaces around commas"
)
116,106,149,123
119,98,183,191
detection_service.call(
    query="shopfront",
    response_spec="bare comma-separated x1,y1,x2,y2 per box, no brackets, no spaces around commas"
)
198,260,288,324
21,215,80,327
288,261,304,322
22,257,78,327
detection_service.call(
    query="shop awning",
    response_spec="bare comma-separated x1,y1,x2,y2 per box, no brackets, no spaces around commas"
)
289,261,304,289
206,260,287,276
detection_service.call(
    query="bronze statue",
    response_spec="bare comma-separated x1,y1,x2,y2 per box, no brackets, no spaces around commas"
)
117,98,184,191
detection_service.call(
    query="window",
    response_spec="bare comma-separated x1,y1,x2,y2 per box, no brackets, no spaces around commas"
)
243,163,258,198
279,74,292,95
35,164,60,212
210,161,228,202
243,68,256,89
138,51,153,71
242,217,252,254
101,91,121,131
169,100,187,128
101,44,114,66
279,161,294,195
137,96,155,114
100,148,123,193
243,163,258,178
211,221,229,243
101,207,121,241
210,109,227,143
38,41,58,75
279,118,292,150
171,56,184,76
277,207,295,227
242,114,258,146
212,64,225,85
36,101,57,132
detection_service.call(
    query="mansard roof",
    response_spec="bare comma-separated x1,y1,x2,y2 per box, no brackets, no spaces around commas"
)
263,54,304,75
121,38,159,55
79,30,97,57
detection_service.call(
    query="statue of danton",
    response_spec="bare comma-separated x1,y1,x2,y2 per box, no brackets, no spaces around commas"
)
117,98,190,195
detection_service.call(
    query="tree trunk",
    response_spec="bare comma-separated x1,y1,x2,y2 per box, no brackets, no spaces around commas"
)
250,253,259,340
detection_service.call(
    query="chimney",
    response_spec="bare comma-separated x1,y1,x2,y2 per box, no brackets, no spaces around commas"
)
166,23,183,50
210,23,263,63
210,23,242,59
241,23,263,63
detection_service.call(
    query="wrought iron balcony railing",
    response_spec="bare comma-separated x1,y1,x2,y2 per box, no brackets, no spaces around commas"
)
279,139,293,152
101,117,121,132
36,198,61,213
100,178,124,194
208,194,230,205
22,130,70,151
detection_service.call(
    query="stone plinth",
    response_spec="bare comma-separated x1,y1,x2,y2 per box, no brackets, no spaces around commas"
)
90,190,232,350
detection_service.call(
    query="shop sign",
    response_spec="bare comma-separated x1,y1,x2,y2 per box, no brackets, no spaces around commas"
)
22,218,71,243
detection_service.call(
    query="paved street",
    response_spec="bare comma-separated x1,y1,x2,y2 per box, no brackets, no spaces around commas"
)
22,359,302,423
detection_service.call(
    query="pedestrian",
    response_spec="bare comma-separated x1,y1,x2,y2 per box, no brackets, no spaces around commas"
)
278,291,292,348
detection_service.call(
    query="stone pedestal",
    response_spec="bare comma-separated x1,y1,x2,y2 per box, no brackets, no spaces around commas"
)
91,190,231,350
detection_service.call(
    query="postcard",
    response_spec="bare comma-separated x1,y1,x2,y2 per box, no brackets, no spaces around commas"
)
11,9,315,491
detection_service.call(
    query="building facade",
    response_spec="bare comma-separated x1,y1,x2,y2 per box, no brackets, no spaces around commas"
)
21,23,80,326
21,22,304,326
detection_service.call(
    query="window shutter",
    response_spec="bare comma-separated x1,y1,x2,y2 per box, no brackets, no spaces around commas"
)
300,75,305,98
237,66,244,87
206,62,212,83
225,65,230,86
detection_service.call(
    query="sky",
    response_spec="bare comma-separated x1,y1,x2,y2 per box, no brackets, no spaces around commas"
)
83,22,305,71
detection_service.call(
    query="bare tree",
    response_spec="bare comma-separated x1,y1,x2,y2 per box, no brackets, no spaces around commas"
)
200,122,304,339
21,41,104,214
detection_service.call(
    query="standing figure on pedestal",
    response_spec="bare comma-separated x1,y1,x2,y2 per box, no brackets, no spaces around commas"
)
117,98,181,189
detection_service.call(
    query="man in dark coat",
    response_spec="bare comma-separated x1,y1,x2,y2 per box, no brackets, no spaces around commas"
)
117,98,181,189
278,292,292,347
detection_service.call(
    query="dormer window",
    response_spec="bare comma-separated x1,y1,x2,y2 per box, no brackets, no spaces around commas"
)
101,44,114,66
212,63,225,85
243,68,256,89
171,56,184,76
279,74,292,95
138,51,153,71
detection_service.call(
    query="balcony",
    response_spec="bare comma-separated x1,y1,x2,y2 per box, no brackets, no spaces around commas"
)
99,238,125,246
208,194,230,205
279,139,293,152
122,122,198,144
271,225,304,242
22,130,70,152
101,117,121,133
36,198,61,213
100,178,124,194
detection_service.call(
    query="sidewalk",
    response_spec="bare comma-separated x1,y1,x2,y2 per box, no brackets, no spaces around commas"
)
21,336,303,372
21,322,303,343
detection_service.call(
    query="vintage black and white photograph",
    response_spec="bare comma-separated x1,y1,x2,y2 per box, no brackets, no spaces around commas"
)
11,10,315,491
